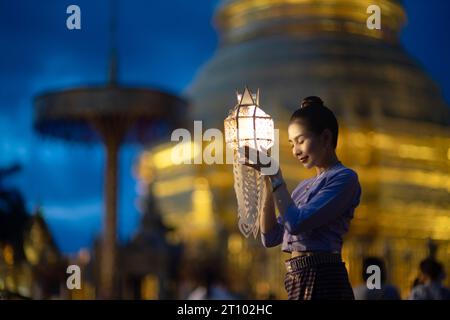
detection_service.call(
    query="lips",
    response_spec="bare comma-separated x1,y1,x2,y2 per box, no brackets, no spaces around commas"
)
299,156,309,163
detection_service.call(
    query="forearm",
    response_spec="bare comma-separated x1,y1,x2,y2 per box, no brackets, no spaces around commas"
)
269,170,295,220
260,176,278,233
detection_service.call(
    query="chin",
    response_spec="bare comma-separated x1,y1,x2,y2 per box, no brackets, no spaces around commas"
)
304,163,314,169
299,160,313,169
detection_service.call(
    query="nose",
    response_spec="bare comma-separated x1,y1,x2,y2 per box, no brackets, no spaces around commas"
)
293,144,303,157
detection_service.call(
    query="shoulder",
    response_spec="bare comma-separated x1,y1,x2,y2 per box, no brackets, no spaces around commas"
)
409,284,429,300
327,163,359,184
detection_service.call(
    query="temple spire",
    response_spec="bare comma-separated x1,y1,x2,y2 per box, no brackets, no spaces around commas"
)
108,0,118,85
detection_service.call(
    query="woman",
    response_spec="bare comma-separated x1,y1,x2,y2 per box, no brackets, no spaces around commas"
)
242,96,361,300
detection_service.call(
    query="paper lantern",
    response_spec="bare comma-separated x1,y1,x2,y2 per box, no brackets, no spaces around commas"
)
224,87,274,238
224,87,274,153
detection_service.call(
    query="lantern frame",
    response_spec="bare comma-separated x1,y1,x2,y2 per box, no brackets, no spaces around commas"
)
224,87,274,153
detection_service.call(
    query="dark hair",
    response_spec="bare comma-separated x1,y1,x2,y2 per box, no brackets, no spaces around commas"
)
420,258,444,281
289,96,339,149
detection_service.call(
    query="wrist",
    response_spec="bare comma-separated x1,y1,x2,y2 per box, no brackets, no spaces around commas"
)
269,172,285,192
269,167,282,180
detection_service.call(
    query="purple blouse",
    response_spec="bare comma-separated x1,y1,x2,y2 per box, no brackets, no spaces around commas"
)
261,161,361,253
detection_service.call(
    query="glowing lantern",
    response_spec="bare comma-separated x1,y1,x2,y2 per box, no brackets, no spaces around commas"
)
224,87,274,153
224,87,274,238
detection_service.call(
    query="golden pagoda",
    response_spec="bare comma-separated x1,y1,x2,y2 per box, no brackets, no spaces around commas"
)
137,0,450,298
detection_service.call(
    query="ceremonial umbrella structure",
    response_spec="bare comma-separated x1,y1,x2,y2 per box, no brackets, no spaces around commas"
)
33,69,188,298
33,0,189,298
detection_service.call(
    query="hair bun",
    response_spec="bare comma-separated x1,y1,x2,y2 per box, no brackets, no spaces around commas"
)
300,96,324,109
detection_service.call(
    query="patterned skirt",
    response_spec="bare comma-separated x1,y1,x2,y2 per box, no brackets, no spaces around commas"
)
284,253,354,300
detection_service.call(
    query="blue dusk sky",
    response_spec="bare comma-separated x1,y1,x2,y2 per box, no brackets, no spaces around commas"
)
0,0,449,253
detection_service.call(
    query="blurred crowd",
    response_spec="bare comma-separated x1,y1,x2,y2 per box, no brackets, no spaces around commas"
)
353,256,450,300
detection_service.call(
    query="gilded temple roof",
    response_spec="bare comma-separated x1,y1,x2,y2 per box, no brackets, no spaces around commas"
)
188,0,450,127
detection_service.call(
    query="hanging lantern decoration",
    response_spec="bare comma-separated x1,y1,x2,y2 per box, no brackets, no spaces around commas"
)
224,87,274,238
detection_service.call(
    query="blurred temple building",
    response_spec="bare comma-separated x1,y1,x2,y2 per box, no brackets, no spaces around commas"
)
137,0,450,298
114,187,182,299
66,184,183,299
0,165,67,299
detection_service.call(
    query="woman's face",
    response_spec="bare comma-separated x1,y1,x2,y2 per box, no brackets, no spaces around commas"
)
288,121,328,169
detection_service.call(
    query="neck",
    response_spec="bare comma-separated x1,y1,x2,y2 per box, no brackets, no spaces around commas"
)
315,153,339,175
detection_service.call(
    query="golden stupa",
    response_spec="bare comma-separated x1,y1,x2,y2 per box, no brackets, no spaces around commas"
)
137,0,450,298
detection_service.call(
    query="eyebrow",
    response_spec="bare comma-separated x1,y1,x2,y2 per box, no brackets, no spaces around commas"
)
288,134,305,143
